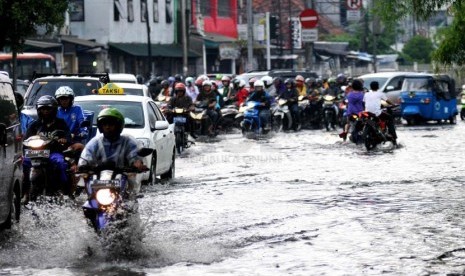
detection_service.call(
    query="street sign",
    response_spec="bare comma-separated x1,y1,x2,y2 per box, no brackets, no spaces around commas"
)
347,10,361,21
347,0,362,10
301,29,318,42
299,9,319,29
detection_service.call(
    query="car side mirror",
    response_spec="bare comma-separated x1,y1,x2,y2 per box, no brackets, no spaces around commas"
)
385,85,395,91
154,121,169,130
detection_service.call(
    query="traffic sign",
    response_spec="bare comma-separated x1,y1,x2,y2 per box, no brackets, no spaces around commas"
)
301,29,318,42
299,9,319,29
347,0,362,10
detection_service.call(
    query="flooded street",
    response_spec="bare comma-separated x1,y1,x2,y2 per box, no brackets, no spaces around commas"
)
2,122,465,275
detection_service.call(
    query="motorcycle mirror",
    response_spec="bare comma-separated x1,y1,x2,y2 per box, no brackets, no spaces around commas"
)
137,147,154,157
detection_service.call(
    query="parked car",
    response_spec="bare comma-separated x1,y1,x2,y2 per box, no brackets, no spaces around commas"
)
358,72,422,116
13,79,30,96
112,82,150,97
21,74,106,133
109,73,138,84
0,73,22,230
75,94,176,184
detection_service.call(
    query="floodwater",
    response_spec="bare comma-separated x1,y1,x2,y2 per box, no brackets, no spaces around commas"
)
2,122,465,275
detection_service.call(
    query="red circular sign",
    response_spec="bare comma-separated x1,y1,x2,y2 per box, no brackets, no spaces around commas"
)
299,9,319,29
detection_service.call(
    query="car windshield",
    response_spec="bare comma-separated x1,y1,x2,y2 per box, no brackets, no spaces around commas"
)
76,100,144,128
359,77,388,91
402,78,432,91
25,79,101,106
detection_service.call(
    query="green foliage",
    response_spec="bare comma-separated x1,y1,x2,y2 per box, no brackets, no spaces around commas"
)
402,35,435,63
0,0,69,51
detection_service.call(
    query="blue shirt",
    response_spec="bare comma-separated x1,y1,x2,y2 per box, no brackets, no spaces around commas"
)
346,90,365,115
57,105,88,142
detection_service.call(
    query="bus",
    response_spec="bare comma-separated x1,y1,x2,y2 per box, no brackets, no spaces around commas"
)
0,53,57,81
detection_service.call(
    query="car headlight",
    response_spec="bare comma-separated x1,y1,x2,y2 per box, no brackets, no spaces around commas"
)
137,138,151,148
96,189,116,205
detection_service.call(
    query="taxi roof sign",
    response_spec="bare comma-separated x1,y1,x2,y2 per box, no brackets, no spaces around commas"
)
98,83,124,95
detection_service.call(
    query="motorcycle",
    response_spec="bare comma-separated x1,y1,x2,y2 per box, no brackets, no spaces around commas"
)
155,95,171,117
172,107,191,154
298,95,311,129
23,130,73,201
241,101,267,137
189,104,209,136
273,98,294,132
346,113,364,145
78,148,152,231
306,94,323,129
220,102,241,131
322,95,338,131
359,104,397,150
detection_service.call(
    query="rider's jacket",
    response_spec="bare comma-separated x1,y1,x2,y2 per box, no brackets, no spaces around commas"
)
78,134,142,168
279,88,299,103
169,95,193,109
57,105,88,142
247,91,271,109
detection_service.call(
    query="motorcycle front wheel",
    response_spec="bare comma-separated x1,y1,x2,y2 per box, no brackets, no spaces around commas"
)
175,131,184,154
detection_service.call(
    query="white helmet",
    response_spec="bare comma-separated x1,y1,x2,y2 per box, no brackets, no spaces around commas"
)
238,79,246,88
202,80,212,86
221,75,231,81
254,80,264,88
55,86,75,99
261,76,273,87
185,76,194,85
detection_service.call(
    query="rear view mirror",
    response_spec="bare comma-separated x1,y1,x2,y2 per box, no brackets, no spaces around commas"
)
386,85,395,91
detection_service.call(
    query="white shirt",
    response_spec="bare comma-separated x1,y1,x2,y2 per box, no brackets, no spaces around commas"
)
363,90,387,116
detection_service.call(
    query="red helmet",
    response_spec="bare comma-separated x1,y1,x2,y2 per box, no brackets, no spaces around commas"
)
175,82,186,91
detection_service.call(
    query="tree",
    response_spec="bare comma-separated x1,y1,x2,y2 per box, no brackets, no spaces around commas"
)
402,35,435,63
374,0,465,67
0,0,68,87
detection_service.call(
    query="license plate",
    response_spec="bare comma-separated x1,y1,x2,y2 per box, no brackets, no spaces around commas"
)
173,116,186,123
24,149,50,158
93,179,121,187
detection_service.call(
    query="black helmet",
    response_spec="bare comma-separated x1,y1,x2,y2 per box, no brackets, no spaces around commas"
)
284,78,295,87
174,74,183,82
273,77,282,84
36,95,58,119
161,80,170,87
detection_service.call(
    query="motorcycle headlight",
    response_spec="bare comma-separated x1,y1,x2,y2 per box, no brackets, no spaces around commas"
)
96,189,116,205
27,138,46,148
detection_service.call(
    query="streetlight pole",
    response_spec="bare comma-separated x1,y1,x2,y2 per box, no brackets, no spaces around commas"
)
181,0,188,76
145,1,153,76
247,0,253,71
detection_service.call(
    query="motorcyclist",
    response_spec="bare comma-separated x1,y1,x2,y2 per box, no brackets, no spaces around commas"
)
364,81,398,146
22,95,72,203
55,86,88,144
295,75,307,97
159,80,172,99
185,76,199,101
248,77,257,93
246,80,272,131
339,79,365,141
261,75,274,95
148,76,163,99
273,77,286,96
78,107,145,194
196,80,223,136
278,78,300,130
221,75,232,98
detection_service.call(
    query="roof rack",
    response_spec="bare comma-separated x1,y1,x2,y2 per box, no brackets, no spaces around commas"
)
32,72,110,84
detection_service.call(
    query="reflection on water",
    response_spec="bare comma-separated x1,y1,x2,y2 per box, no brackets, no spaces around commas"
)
2,124,465,275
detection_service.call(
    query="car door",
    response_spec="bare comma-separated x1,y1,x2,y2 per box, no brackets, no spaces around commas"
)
147,102,170,172
0,80,20,225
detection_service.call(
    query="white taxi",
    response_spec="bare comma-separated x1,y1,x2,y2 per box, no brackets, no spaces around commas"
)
75,84,175,184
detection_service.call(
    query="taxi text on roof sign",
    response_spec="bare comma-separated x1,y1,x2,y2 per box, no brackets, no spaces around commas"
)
98,83,124,95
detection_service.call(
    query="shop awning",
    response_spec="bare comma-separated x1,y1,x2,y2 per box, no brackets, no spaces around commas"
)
24,39,62,52
109,43,200,58
203,32,237,49
60,35,104,49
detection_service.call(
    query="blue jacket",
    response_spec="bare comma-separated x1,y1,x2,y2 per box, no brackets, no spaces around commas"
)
57,105,88,142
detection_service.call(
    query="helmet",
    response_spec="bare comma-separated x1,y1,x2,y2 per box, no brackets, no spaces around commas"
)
168,76,175,84
295,75,304,82
185,76,194,85
174,74,183,82
261,76,273,87
253,80,264,88
36,95,58,110
97,107,125,135
284,78,295,86
328,77,337,84
249,77,257,84
36,95,58,119
55,86,75,101
161,80,170,87
174,82,186,91
273,77,282,84
221,75,231,82
238,79,246,88
202,80,212,87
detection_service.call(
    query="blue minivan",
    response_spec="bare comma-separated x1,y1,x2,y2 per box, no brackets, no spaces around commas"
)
400,74,458,125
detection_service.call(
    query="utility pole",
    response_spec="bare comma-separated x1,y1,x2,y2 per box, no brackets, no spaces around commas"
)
145,1,153,76
288,0,293,69
304,0,315,70
247,0,253,71
181,0,188,76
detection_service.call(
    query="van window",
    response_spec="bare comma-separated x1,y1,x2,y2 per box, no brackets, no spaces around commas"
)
0,82,17,126
385,76,404,91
